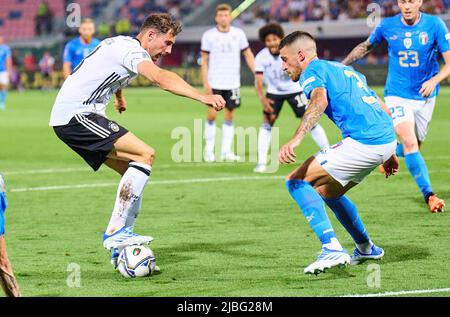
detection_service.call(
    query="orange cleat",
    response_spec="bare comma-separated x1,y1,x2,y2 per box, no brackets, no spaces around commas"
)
378,165,385,174
428,195,445,213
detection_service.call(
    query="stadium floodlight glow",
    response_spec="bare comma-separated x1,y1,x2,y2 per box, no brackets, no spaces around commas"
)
231,0,257,19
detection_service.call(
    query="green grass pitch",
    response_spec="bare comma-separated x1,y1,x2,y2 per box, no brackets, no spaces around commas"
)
0,87,449,297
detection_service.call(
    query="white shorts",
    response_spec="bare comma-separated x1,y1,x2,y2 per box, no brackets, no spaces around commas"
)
385,96,436,142
0,71,9,86
314,137,397,187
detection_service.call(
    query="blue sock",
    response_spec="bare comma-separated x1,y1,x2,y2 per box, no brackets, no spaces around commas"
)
286,180,336,245
404,152,433,201
324,196,370,244
396,143,404,158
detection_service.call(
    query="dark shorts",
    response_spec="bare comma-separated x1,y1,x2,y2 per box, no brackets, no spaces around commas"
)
53,113,128,171
265,92,307,118
213,88,241,110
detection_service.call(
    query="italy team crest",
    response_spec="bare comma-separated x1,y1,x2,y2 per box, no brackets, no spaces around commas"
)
419,32,428,45
403,38,412,49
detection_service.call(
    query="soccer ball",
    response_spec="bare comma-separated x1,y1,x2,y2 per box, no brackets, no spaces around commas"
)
117,245,157,278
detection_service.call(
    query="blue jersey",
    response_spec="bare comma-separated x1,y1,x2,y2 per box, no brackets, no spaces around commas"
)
301,59,395,145
63,36,100,71
0,44,11,72
368,13,450,100
0,175,7,236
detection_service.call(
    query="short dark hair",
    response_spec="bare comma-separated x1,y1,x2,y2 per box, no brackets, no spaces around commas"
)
258,23,284,42
279,31,315,50
216,3,232,13
140,13,183,36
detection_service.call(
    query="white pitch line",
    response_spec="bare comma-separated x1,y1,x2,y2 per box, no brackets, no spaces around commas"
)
9,175,284,193
342,287,450,297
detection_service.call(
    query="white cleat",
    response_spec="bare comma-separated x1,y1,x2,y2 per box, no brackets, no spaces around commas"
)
103,226,153,251
304,248,351,275
204,152,215,162
253,164,267,173
221,152,241,162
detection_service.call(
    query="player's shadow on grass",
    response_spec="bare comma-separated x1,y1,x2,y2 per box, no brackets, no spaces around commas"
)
381,244,431,264
157,240,261,265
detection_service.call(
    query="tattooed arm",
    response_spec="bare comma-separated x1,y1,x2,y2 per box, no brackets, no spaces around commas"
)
342,39,377,66
0,237,21,297
279,88,328,163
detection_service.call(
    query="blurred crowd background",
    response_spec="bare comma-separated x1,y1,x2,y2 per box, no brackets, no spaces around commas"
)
0,0,449,90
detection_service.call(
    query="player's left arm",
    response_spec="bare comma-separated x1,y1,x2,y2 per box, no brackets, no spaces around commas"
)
114,89,127,114
420,51,450,98
279,87,328,163
242,48,256,74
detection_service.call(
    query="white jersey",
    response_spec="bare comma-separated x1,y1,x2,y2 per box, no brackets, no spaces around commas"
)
201,26,249,90
255,48,301,95
49,36,152,126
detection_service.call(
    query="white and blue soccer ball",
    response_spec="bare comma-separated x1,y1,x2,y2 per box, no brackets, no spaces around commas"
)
117,245,157,278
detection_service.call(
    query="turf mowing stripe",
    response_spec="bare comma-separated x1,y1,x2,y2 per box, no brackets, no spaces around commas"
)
10,175,284,193
342,287,450,297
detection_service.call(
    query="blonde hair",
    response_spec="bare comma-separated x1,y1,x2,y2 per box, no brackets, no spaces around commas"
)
216,3,232,13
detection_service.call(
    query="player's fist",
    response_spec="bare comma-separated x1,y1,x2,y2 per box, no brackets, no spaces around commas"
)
382,154,399,178
419,78,437,98
201,94,226,111
279,138,300,164
114,97,127,114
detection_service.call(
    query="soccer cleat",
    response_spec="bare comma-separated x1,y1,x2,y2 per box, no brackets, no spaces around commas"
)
378,164,385,174
350,244,384,265
221,152,241,162
253,164,267,173
428,195,445,213
204,152,215,163
103,226,153,251
303,248,351,275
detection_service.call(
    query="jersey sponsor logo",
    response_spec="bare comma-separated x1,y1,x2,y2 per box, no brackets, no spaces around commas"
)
419,32,428,45
403,38,412,49
389,35,398,40
405,32,412,37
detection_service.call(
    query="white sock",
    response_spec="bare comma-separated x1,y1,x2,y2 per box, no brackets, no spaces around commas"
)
125,195,142,228
204,120,216,155
106,162,151,235
257,123,272,166
323,237,344,251
356,240,374,254
221,120,234,157
311,124,329,149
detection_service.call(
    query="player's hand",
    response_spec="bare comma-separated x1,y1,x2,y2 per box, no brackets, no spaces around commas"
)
262,97,275,114
201,94,226,111
279,138,300,164
419,78,438,98
382,154,399,178
114,97,127,114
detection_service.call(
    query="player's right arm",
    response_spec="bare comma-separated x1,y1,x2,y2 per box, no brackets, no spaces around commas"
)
137,61,225,111
279,87,328,164
201,51,212,94
342,20,384,66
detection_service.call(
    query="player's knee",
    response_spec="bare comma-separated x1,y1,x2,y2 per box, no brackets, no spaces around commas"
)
402,137,419,152
139,147,156,165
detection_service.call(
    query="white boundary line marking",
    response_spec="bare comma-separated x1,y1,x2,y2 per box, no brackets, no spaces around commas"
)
342,287,450,297
10,175,284,193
